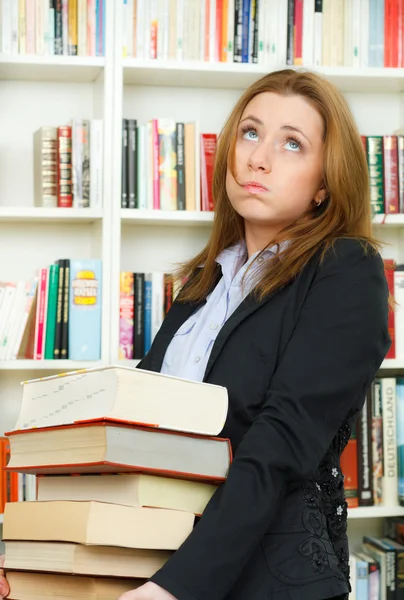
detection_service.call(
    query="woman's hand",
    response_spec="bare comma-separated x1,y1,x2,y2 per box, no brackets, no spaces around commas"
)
118,582,177,600
0,555,9,599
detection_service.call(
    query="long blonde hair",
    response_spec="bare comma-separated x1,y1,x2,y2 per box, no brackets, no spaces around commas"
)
176,68,378,302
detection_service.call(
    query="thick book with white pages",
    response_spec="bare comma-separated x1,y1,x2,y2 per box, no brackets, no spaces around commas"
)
14,365,228,435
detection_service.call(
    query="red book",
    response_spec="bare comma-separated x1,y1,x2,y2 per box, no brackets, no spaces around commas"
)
200,133,217,211
399,0,404,67
385,0,393,67
293,0,303,65
215,0,223,62
383,135,399,214
384,259,396,359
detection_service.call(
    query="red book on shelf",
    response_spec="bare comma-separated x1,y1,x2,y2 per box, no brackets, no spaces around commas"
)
384,259,396,359
383,135,399,214
200,133,217,211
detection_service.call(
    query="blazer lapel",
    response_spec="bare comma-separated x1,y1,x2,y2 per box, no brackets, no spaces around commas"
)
203,286,281,381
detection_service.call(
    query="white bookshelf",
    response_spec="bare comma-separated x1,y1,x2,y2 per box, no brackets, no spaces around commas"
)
1,1,404,566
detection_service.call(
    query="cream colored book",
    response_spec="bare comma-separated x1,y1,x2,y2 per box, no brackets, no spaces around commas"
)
3,500,195,550
5,541,171,578
36,473,217,515
6,571,142,600
14,365,228,435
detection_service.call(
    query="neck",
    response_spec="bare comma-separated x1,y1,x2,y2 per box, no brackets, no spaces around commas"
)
244,221,281,258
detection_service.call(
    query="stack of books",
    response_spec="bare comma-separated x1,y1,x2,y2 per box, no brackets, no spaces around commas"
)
1,365,231,600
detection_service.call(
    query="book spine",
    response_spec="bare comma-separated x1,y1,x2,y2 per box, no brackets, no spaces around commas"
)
44,264,59,360
57,126,73,208
127,119,137,209
68,259,102,360
119,272,134,360
398,136,404,213
233,0,242,62
134,273,145,360
384,259,396,359
357,392,374,506
286,0,295,65
396,378,404,506
68,0,78,54
313,0,322,65
158,118,177,211
54,0,63,53
143,275,152,356
152,119,160,209
53,260,65,359
367,136,385,215
293,0,303,64
241,0,249,62
121,119,129,208
383,135,399,214
60,259,70,359
382,377,398,507
34,268,49,361
176,123,186,210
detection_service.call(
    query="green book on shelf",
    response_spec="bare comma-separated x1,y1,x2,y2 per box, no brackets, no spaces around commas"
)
44,264,59,360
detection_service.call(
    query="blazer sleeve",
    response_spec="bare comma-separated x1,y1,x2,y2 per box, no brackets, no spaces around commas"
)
149,239,391,600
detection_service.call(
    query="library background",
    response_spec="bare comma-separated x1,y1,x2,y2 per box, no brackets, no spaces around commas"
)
0,0,404,598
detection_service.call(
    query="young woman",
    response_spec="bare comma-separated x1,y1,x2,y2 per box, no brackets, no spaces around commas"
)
0,69,390,600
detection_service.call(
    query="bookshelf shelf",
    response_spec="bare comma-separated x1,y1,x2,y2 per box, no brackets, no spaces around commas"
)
348,506,404,519
121,209,214,226
0,360,105,371
0,55,105,82
122,60,404,93
0,207,103,224
380,359,404,370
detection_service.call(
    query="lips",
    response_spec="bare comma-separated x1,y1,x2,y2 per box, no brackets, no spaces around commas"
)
243,181,269,193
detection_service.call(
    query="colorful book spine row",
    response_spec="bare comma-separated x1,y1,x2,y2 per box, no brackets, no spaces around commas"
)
124,0,402,69
0,258,102,361
341,376,404,510
121,118,216,212
34,120,103,210
0,0,105,57
119,271,184,360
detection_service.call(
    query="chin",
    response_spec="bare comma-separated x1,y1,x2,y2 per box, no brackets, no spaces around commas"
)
232,201,276,224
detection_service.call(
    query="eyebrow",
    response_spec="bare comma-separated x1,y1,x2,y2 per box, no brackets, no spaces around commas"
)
239,115,312,146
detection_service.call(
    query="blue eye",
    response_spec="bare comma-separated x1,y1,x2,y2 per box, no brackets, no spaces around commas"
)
284,138,301,152
241,126,259,141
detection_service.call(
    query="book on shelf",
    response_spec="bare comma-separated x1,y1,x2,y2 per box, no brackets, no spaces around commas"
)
119,271,180,360
1,361,230,595
120,118,216,212
123,0,401,69
340,376,404,510
34,121,103,209
0,0,105,57
0,258,102,361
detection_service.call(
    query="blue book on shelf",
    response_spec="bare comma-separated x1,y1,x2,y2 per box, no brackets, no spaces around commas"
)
68,259,102,360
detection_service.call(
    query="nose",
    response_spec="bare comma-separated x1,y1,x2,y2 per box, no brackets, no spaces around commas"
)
248,140,272,173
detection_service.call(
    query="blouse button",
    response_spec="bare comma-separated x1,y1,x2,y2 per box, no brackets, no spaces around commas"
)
210,323,219,330
194,356,201,363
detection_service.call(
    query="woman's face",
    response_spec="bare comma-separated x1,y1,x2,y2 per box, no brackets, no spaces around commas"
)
226,92,326,236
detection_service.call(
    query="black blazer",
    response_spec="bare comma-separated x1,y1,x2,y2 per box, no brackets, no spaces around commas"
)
138,238,390,600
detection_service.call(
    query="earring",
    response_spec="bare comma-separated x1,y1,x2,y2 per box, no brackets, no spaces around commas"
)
315,199,322,207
